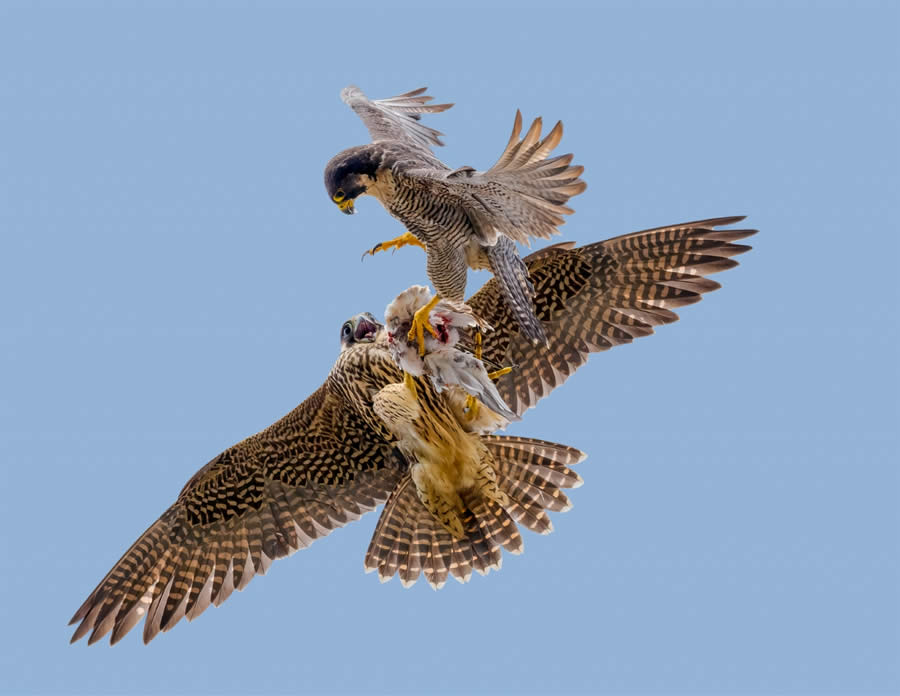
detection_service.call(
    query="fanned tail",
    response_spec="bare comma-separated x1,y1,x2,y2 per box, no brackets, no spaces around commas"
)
364,436,585,588
485,436,585,534
487,237,548,346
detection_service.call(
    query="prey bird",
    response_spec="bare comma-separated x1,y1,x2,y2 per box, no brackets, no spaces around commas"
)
384,284,518,424
324,85,587,348
70,217,754,645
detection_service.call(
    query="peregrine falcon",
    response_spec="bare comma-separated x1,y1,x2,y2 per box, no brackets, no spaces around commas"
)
369,374,559,582
383,284,518,423
69,216,754,645
324,85,587,348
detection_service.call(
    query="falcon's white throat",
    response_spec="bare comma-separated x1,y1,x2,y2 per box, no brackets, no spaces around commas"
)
363,169,396,205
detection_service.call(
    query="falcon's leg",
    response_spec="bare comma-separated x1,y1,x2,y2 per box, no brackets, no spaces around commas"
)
488,367,513,380
465,331,513,421
362,232,425,259
403,371,418,398
408,294,441,357
465,395,480,422
473,329,512,380
475,330,515,381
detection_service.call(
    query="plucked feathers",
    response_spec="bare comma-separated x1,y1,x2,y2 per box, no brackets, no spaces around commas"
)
384,285,518,422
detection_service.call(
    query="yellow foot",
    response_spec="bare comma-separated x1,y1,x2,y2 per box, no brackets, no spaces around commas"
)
474,328,483,361
488,366,512,381
408,294,441,357
465,394,480,422
362,231,425,259
403,371,418,398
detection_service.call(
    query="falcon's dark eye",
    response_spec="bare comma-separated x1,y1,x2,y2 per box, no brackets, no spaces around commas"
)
341,322,352,340
333,189,346,203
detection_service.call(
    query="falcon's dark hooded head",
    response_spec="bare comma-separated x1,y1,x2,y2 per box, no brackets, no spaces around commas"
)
324,146,381,215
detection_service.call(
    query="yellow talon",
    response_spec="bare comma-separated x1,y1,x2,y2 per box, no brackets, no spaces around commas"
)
408,294,441,357
362,231,425,259
488,366,512,381
465,394,480,421
474,328,483,361
403,371,418,398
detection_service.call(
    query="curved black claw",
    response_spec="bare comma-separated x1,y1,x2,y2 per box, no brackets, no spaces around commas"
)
361,242,390,261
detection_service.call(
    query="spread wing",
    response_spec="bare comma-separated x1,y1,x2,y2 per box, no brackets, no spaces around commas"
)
466,216,757,417
341,85,453,150
69,380,404,645
404,110,586,246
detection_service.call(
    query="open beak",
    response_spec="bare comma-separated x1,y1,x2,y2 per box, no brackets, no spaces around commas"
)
353,314,381,342
337,199,355,215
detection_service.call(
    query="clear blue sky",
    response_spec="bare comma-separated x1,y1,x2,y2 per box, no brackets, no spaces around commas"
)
1,1,897,694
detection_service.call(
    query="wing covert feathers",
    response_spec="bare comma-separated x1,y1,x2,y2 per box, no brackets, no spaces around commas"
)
71,211,755,643
70,378,404,645
468,216,756,417
465,110,587,246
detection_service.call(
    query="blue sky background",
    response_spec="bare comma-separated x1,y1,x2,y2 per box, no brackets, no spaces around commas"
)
1,1,898,694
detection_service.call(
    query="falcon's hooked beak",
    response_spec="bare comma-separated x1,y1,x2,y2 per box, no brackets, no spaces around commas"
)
332,192,355,215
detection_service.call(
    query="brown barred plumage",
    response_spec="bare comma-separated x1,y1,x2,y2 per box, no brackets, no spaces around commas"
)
468,216,757,417
68,330,409,645
365,436,584,588
70,216,753,645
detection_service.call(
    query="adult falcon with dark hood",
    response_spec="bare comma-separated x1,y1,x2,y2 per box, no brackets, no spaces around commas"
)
324,85,587,349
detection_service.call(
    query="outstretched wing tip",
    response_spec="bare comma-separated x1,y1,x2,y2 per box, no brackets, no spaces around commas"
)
341,84,453,149
469,215,756,415
69,381,404,646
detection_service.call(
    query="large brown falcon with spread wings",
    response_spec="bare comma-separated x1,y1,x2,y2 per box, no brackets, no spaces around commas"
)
70,217,754,645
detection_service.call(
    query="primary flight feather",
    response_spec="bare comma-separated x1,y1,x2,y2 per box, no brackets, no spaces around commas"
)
70,217,753,645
